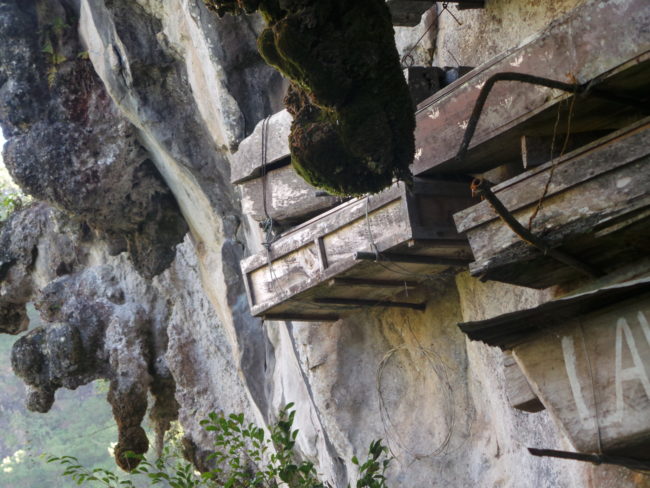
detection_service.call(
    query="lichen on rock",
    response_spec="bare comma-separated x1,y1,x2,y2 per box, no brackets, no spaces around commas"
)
206,0,415,196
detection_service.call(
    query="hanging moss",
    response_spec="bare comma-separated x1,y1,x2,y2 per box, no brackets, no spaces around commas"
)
205,0,415,196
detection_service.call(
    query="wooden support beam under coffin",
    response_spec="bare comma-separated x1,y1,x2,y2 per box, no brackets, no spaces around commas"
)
354,251,470,267
314,298,427,311
459,278,650,458
240,178,474,320
412,0,650,177
453,119,650,289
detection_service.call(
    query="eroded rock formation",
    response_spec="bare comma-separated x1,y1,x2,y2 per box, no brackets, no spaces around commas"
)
2,203,179,469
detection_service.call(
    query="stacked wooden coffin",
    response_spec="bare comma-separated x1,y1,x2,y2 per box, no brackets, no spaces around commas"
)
230,0,650,460
240,178,474,322
454,119,650,288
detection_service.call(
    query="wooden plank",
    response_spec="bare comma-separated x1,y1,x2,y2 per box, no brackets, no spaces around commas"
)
231,110,292,184
327,278,418,289
513,293,650,457
313,298,427,311
239,164,341,224
354,251,469,267
315,237,328,270
455,118,650,233
412,0,650,176
241,183,405,272
263,313,340,322
247,200,411,308
388,0,482,25
453,120,650,288
458,278,650,349
503,351,544,413
456,1,485,9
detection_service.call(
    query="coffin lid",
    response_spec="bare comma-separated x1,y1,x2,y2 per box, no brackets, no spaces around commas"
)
458,277,650,349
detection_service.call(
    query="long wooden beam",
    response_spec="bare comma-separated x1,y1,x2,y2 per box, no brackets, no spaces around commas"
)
313,298,427,311
327,277,418,289
262,313,340,322
354,251,470,267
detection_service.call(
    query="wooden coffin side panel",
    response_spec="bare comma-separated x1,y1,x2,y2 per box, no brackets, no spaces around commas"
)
231,110,292,184
240,164,341,225
387,0,434,27
503,351,544,413
241,179,475,318
513,294,650,456
245,194,413,315
454,119,650,233
412,0,650,176
242,184,407,272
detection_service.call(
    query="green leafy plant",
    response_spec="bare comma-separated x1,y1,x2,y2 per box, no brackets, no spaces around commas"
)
198,403,325,488
0,183,25,222
41,17,70,86
47,405,393,487
351,440,391,488
45,423,202,488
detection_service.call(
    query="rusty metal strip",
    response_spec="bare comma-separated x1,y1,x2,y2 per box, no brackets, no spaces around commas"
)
455,71,650,164
470,178,601,279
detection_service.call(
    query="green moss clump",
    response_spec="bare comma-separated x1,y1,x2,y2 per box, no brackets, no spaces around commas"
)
206,0,415,196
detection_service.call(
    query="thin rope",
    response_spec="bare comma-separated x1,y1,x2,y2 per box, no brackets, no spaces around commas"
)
260,115,277,249
528,92,577,230
376,315,456,460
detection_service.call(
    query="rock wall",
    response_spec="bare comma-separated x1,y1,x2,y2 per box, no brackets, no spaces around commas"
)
1,0,648,486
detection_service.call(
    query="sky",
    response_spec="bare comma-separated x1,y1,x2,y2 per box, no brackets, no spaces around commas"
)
0,129,15,187
0,128,4,162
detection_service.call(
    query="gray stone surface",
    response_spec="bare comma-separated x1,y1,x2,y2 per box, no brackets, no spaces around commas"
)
0,0,648,486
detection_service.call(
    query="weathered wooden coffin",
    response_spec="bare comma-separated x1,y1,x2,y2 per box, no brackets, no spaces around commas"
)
460,278,650,457
453,118,650,289
388,0,484,26
387,0,434,27
231,110,341,225
412,0,650,177
241,178,474,321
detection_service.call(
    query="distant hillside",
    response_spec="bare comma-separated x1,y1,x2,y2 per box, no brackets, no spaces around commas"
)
0,331,118,488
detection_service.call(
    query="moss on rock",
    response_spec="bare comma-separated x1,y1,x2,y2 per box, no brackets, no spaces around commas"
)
205,0,415,196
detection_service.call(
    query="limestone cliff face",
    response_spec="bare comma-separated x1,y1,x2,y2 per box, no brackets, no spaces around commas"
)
0,0,647,486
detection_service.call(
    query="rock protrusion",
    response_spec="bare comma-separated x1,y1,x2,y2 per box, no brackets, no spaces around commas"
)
0,0,187,279
206,0,415,196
